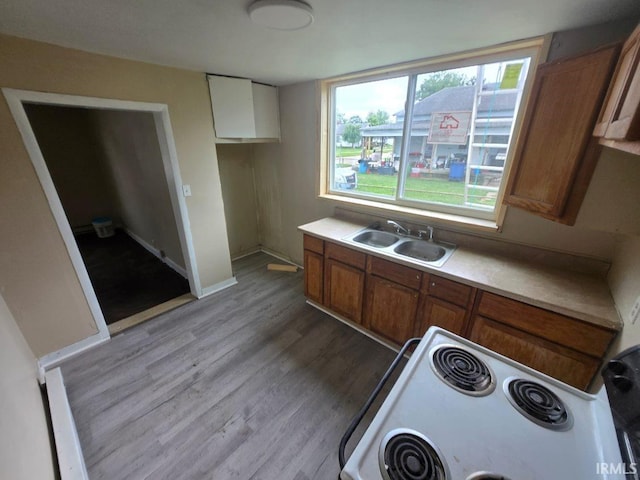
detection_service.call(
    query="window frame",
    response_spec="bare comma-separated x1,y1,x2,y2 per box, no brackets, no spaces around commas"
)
319,38,547,230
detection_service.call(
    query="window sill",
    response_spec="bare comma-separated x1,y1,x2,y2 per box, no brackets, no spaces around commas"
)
318,193,502,233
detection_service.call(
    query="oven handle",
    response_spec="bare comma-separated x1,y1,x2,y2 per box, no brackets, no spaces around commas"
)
338,337,422,470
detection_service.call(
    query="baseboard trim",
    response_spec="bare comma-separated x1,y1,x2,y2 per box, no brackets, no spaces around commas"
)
231,248,262,261
45,368,89,480
124,228,188,279
38,331,110,372
259,247,303,269
199,276,238,299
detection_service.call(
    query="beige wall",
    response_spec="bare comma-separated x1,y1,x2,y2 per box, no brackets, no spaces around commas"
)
216,144,261,258
0,293,55,480
608,235,640,354
253,81,333,263
0,33,232,357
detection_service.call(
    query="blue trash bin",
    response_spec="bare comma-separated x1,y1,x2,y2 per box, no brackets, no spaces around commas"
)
358,161,368,173
449,162,465,181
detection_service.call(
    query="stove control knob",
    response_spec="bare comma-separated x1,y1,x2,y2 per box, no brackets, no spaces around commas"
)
607,359,627,375
612,375,633,392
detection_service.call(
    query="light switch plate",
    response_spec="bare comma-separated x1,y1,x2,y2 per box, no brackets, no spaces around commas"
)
182,184,192,197
631,295,640,325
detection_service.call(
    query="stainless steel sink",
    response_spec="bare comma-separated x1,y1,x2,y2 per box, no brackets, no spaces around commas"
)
343,227,456,268
352,230,400,248
394,240,446,262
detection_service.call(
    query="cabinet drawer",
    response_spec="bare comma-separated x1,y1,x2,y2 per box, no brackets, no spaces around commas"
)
325,242,366,270
423,275,473,307
469,316,599,390
367,256,422,290
477,292,614,357
303,234,324,254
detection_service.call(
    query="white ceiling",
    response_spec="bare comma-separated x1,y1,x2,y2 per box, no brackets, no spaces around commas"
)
1,0,639,86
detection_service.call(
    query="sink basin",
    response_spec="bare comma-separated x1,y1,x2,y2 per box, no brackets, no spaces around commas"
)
394,240,446,262
352,230,400,248
344,227,456,267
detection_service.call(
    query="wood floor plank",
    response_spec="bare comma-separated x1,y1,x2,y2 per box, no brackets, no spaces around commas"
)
60,252,400,480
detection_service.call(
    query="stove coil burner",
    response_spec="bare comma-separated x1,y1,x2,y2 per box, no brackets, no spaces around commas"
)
431,346,495,396
379,429,447,480
505,378,573,431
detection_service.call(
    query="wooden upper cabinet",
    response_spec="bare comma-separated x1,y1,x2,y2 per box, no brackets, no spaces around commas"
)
595,24,640,141
504,45,620,225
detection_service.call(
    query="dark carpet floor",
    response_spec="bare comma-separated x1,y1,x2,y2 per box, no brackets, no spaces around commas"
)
76,230,190,324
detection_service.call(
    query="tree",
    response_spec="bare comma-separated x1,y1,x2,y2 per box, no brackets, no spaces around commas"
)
416,72,475,100
366,110,389,126
336,112,346,124
342,123,361,148
348,115,363,124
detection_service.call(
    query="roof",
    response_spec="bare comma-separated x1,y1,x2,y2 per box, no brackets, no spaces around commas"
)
396,84,518,118
361,84,519,136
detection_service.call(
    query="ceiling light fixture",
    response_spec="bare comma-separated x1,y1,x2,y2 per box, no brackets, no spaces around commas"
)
248,0,314,31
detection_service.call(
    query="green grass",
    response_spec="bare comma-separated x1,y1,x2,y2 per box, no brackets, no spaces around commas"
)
353,172,496,207
335,146,363,158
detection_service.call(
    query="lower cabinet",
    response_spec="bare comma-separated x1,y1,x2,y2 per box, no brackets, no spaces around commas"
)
415,274,475,337
363,275,420,345
303,250,323,304
303,234,324,305
301,234,617,390
416,297,468,337
469,316,599,390
324,258,365,323
468,292,616,390
323,242,366,324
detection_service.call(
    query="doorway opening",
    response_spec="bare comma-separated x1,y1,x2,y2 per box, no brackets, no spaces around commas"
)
4,89,201,345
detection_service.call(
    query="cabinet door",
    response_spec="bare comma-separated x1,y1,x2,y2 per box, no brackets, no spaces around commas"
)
504,45,619,224
364,276,419,345
415,297,468,337
304,250,323,304
324,259,365,323
252,83,280,139
595,25,640,140
208,75,256,138
469,316,599,390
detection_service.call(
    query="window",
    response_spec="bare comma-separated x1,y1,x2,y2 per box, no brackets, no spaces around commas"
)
324,41,543,224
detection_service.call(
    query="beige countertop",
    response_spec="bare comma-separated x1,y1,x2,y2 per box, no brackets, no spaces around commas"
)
298,217,622,331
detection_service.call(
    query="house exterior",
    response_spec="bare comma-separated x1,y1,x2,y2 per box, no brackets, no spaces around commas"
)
360,84,518,168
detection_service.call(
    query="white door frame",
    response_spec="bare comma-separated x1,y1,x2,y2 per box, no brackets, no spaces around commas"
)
3,88,202,367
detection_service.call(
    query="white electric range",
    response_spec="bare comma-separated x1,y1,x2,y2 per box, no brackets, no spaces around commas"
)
339,327,635,480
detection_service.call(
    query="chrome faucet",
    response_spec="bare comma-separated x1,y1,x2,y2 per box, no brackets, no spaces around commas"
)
418,226,434,242
387,220,409,235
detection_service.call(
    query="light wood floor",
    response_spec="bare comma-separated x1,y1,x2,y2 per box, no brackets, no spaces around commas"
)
60,252,402,480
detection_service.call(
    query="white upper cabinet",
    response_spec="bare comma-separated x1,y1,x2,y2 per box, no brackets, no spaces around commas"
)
207,75,280,142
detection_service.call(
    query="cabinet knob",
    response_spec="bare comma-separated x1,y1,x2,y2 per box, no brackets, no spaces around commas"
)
416,274,420,280
431,282,436,287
